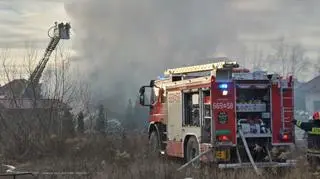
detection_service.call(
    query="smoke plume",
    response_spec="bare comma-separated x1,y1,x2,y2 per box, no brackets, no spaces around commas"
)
64,0,320,113
64,0,245,113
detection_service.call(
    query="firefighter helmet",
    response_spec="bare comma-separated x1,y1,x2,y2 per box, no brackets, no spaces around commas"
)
313,112,320,120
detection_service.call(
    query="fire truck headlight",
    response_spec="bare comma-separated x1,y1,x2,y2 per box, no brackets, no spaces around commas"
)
222,90,228,96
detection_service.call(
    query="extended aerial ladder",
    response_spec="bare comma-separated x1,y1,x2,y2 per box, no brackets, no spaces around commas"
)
21,22,71,99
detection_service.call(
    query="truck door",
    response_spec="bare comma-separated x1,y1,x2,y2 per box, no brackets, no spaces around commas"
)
201,88,211,143
211,79,237,145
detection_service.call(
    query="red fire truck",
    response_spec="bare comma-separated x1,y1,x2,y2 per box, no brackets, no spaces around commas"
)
139,59,296,171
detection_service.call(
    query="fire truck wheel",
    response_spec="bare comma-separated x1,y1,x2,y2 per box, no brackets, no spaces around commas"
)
186,136,201,168
148,131,160,155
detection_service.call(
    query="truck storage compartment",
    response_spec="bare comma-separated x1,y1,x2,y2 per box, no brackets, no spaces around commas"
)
235,82,271,138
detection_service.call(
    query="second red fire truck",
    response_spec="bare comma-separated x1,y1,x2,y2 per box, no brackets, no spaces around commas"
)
139,58,296,172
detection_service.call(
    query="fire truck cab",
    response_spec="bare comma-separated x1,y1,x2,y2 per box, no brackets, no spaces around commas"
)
139,59,296,169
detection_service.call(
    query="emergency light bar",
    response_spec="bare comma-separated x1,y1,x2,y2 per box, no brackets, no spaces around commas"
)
219,84,228,89
164,61,239,76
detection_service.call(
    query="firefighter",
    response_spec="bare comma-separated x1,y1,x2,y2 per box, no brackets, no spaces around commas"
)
58,23,64,38
293,112,320,171
293,112,320,152
65,23,71,39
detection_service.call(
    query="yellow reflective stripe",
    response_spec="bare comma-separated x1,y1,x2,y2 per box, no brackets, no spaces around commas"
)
308,128,320,135
307,149,320,154
312,128,320,133
308,131,320,135
297,120,302,127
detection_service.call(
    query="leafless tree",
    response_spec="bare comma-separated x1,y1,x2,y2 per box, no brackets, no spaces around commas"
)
0,45,92,160
287,44,312,78
268,37,290,75
250,44,265,71
263,37,311,79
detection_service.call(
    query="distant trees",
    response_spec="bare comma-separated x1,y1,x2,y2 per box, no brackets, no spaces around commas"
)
133,95,149,130
0,46,85,159
77,111,85,134
124,96,149,131
62,108,75,137
96,104,106,133
125,99,135,129
245,37,312,80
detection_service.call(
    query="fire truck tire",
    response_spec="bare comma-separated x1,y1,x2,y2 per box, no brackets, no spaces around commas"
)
186,136,201,168
148,131,160,155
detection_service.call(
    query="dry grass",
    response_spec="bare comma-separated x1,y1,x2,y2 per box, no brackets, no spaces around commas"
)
0,132,316,179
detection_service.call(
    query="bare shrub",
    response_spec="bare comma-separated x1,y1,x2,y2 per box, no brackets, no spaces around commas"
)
0,47,83,162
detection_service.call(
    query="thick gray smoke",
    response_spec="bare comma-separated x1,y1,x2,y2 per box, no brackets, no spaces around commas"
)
63,0,320,113
64,0,245,113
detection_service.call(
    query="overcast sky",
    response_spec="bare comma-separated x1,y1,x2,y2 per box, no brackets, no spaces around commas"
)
1,0,320,110
0,1,319,63
0,0,70,47
0,0,71,81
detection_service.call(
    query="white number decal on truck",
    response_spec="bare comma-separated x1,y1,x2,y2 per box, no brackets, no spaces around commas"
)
212,102,234,109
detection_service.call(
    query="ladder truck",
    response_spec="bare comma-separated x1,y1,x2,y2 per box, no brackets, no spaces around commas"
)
21,22,71,99
138,58,297,174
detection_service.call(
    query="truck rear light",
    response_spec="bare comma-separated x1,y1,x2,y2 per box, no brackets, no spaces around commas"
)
282,134,288,140
218,135,229,141
280,133,290,141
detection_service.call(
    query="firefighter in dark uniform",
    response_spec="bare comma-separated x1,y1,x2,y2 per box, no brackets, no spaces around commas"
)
293,112,320,169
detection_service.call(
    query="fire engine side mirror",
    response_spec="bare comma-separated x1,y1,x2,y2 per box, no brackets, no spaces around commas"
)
139,86,146,105
139,85,155,107
139,86,153,107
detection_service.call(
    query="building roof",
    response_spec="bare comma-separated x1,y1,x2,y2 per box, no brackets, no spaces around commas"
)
0,79,71,110
0,98,70,109
298,75,320,92
0,79,27,89
294,79,305,89
0,79,28,97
